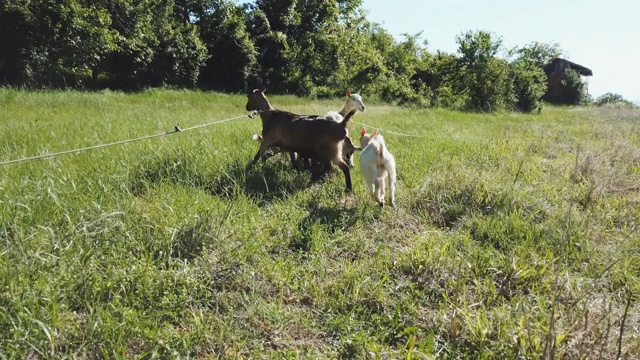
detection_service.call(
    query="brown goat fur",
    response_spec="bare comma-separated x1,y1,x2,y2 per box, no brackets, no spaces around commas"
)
245,88,361,171
245,89,360,192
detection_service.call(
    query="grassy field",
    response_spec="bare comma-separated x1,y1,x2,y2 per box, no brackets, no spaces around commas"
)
1,88,639,359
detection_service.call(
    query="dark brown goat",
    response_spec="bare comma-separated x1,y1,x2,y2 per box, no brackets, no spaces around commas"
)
256,89,365,170
245,88,360,192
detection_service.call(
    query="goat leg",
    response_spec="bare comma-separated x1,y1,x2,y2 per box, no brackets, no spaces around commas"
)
342,137,360,169
290,151,305,170
310,162,330,183
376,180,386,207
301,156,314,170
388,165,397,207
337,160,353,193
250,143,272,167
250,149,263,166
296,153,316,172
260,151,274,163
343,152,355,168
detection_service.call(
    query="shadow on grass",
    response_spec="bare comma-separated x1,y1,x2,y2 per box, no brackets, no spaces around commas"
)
289,202,358,252
409,180,526,230
129,154,313,204
206,160,314,203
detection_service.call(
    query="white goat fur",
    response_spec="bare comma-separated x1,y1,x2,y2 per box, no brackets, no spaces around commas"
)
326,92,366,122
359,128,396,207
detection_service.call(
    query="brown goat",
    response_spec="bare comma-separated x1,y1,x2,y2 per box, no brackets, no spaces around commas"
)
259,89,365,170
245,89,360,192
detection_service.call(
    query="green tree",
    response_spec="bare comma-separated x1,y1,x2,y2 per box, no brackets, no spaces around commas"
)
456,30,512,112
103,0,206,89
347,21,391,95
246,0,363,95
509,41,562,69
560,68,589,105
196,0,257,91
412,51,462,108
0,0,116,87
0,0,574,113
103,0,160,89
509,58,547,113
0,1,32,85
149,22,208,87
322,10,376,96
62,1,116,84
245,0,296,92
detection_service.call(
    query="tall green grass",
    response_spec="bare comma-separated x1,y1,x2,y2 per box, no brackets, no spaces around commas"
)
1,89,639,358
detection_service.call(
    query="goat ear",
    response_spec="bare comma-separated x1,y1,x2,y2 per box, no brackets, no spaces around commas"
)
361,127,366,136
372,130,378,138
347,89,351,97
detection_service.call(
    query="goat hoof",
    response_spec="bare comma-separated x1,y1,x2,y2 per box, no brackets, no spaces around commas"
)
340,195,353,204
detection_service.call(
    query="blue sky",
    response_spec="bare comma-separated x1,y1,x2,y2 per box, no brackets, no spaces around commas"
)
362,0,639,101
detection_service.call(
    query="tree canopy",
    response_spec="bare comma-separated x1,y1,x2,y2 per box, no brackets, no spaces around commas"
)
0,0,589,112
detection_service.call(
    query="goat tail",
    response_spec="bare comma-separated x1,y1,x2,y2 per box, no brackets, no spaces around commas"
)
252,134,263,142
340,109,357,126
375,134,387,156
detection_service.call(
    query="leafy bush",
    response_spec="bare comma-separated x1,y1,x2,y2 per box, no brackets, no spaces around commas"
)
199,2,257,91
0,0,584,113
411,51,464,108
0,0,116,88
456,30,513,112
595,92,635,107
149,23,208,87
560,68,589,105
509,59,547,113
509,41,562,69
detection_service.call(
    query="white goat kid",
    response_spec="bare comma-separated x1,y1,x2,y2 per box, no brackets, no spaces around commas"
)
358,128,396,207
325,89,366,122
